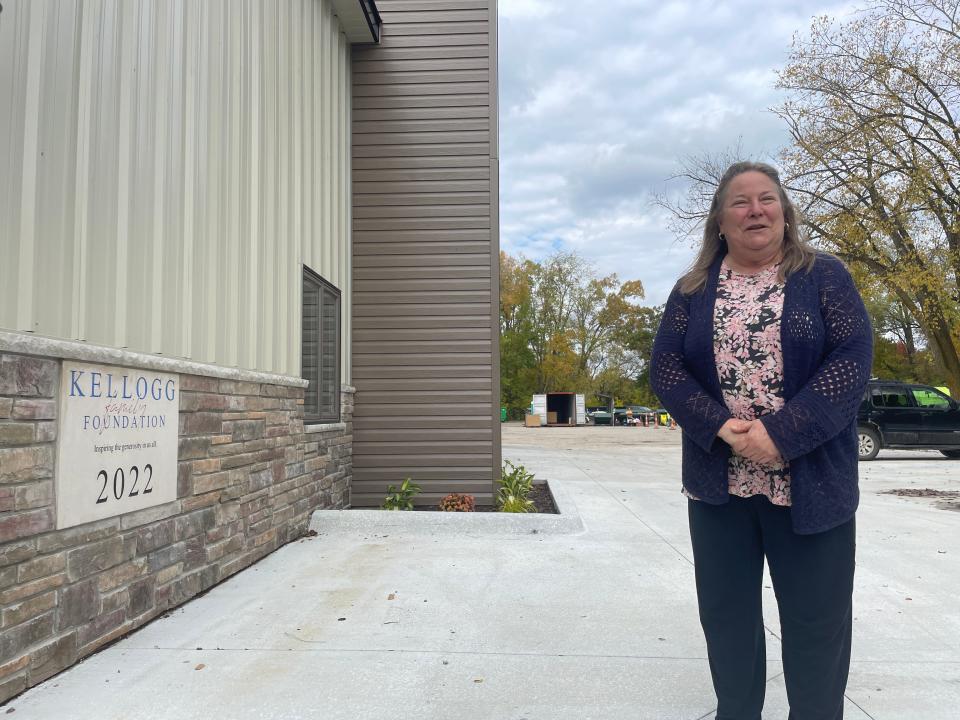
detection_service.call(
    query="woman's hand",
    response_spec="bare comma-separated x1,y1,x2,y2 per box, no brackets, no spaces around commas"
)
737,420,783,465
717,418,751,453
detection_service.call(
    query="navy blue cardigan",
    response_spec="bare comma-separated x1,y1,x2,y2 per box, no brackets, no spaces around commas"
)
650,253,873,534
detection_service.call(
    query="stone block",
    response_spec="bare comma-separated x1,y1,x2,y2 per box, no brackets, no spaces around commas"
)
36,421,57,442
285,461,306,480
0,399,11,419
58,579,100,628
36,518,119,553
242,438,270,453
184,412,222,435
148,542,185,572
0,356,57,398
178,461,192,498
217,552,257,581
0,488,13,512
264,425,288,439
66,537,125,581
183,536,205,570
134,518,176,554
0,508,54,543
228,419,264,442
178,435,211,460
17,552,66,583
0,422,35,446
128,576,155,617
181,491,220,512
156,569,202,610
0,445,54,484
180,375,220,393
191,458,220,474
96,559,148,593
205,534,243,562
0,672,27,705
0,653,30,681
155,563,183,586
78,619,133,658
248,468,273,492
265,412,287,426
251,527,278,549
119,502,180,530
239,492,269,518
28,632,78,685
205,518,240,544
272,505,295,527
14,480,54,511
76,607,126,651
2,591,56,629
100,587,129,614
174,508,215,541
193,471,232,495
0,567,17,591
179,392,228,412
0,573,66,606
220,451,257,470
11,399,55,420
219,380,259,396
215,501,240,526
0,612,55,663
210,441,244,458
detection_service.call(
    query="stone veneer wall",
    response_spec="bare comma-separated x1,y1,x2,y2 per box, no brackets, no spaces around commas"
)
0,349,353,703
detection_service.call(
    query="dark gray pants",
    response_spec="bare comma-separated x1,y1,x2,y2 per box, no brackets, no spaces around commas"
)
688,495,855,720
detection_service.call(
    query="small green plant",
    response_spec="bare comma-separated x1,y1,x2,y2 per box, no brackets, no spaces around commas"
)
438,493,476,512
497,460,535,513
382,478,421,511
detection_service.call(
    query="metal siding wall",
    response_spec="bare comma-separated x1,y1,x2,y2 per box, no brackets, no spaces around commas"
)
0,0,352,381
351,0,499,506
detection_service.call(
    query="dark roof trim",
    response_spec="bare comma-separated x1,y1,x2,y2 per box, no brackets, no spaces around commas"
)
359,0,382,44
330,0,381,44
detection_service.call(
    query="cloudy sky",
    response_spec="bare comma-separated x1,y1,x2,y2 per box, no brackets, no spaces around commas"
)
498,0,857,304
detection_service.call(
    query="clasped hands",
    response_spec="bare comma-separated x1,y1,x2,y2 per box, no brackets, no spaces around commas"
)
717,418,783,465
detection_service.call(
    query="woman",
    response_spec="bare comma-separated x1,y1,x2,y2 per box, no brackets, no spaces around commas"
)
650,162,872,720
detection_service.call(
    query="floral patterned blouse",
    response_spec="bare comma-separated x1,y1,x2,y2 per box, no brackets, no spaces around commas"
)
710,259,792,505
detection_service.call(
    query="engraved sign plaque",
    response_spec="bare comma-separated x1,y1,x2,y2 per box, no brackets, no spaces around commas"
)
56,361,179,529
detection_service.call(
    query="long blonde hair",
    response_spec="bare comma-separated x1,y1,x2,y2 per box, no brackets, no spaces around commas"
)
678,161,816,295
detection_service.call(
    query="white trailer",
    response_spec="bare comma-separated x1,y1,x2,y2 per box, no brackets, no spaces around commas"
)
530,393,587,425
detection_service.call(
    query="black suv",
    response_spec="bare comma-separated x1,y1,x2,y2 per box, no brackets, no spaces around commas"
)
857,380,960,460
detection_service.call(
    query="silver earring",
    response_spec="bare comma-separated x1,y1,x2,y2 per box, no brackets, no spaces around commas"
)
719,233,726,242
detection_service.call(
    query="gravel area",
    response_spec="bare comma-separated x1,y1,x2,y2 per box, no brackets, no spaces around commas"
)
501,420,683,449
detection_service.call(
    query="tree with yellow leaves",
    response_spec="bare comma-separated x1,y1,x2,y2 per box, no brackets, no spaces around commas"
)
776,0,960,395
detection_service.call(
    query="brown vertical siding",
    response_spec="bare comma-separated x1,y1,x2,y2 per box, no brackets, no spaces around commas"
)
351,0,499,506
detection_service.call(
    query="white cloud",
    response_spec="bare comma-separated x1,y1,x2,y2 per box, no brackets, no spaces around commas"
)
499,0,555,20
498,0,859,304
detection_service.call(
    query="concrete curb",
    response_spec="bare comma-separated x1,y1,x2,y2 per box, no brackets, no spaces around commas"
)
309,479,585,535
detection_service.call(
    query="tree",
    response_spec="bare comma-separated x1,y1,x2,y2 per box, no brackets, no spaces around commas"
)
570,276,646,377
775,0,960,396
524,252,585,392
498,250,650,413
852,264,947,383
499,252,538,416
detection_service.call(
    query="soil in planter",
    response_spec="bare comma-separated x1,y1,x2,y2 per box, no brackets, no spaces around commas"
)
416,482,559,514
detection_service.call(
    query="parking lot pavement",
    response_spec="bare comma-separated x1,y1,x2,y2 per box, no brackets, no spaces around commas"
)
502,425,960,719
7,426,958,719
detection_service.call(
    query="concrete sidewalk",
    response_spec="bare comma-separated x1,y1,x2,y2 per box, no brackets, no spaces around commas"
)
6,427,959,719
